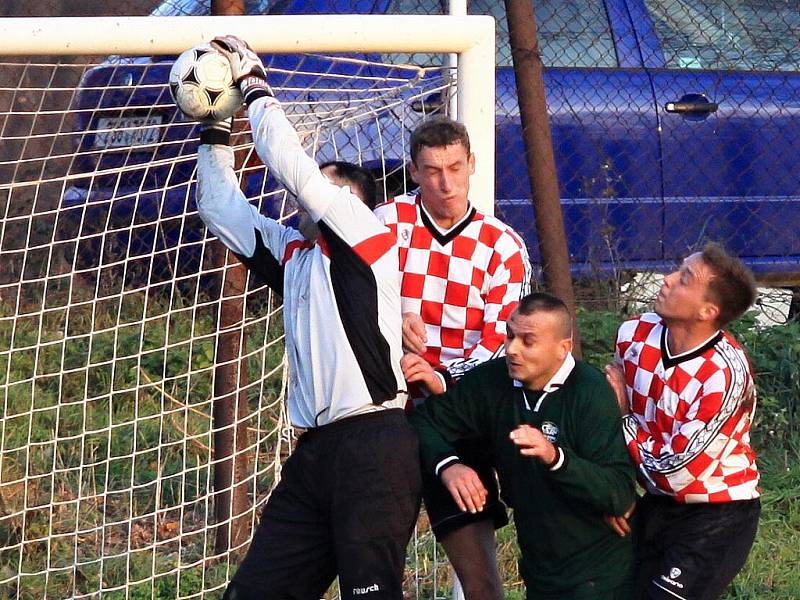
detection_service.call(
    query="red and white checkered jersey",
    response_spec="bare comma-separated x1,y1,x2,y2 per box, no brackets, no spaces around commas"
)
374,193,531,383
614,313,759,504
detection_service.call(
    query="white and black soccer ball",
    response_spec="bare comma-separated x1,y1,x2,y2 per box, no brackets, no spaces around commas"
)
169,44,243,122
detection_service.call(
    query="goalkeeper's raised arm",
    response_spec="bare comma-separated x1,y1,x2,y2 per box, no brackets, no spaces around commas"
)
203,35,389,254
192,35,421,600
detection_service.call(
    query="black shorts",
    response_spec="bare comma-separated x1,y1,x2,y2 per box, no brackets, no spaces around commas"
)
422,439,508,539
227,409,422,600
634,494,761,600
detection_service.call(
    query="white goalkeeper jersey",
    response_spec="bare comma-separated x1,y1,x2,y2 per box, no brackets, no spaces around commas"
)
196,96,407,428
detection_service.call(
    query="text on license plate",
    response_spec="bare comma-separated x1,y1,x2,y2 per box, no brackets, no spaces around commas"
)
94,115,163,148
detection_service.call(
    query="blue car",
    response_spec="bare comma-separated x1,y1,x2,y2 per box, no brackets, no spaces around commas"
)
63,0,800,281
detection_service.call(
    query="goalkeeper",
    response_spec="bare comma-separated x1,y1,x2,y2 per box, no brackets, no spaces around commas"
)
195,35,421,600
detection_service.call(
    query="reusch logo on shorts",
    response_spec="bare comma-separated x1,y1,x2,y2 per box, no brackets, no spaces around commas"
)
353,583,380,595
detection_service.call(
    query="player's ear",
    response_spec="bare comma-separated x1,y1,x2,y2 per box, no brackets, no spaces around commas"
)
468,152,475,174
409,160,420,185
698,301,720,324
558,337,573,360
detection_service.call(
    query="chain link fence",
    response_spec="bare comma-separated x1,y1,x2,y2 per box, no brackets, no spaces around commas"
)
4,0,799,313
1,1,799,599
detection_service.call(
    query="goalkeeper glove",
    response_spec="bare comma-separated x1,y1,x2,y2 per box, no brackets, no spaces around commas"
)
211,35,273,106
199,116,233,146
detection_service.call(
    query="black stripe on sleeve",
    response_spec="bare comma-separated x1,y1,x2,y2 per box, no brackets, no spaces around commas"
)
234,227,284,296
319,222,398,405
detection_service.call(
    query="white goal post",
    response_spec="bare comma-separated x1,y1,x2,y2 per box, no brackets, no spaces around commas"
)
0,13,497,600
0,14,496,211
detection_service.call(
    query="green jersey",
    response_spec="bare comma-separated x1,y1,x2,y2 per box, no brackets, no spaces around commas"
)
409,357,635,598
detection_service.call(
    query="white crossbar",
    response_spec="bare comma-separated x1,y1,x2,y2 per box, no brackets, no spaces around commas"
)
0,15,496,210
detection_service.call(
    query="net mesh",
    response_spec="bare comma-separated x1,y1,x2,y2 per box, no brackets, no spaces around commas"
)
0,51,457,599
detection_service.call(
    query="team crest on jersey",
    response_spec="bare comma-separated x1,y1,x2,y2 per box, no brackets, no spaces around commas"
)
541,421,559,442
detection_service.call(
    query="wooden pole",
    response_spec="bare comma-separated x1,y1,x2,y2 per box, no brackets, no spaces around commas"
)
504,0,581,355
210,0,251,555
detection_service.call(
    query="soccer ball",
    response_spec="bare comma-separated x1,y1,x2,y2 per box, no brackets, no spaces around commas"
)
169,44,243,122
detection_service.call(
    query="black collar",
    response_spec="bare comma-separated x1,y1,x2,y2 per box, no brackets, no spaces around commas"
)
418,196,476,246
660,326,723,369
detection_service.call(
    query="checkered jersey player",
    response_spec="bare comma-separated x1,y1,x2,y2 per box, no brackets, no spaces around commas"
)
374,116,531,599
196,36,421,600
605,243,760,600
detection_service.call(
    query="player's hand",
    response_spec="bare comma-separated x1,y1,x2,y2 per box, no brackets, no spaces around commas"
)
211,35,266,82
604,501,636,537
402,312,427,355
401,353,444,395
509,424,557,465
211,35,272,104
440,463,488,514
604,364,629,415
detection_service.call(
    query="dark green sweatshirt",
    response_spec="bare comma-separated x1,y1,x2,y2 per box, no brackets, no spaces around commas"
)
409,357,635,598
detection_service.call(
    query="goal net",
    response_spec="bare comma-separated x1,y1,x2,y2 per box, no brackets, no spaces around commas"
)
0,15,495,600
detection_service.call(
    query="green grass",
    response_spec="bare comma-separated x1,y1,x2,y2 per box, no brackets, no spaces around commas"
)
0,279,286,599
1,282,798,599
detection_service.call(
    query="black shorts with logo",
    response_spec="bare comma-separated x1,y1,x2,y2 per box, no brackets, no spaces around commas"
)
634,493,761,600
422,438,508,539
225,409,422,600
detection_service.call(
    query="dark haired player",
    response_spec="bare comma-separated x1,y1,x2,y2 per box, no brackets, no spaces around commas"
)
195,35,421,600
607,243,761,600
411,292,636,599
374,115,531,599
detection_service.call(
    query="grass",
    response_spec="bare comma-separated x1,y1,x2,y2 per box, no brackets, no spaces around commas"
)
725,436,800,599
1,279,798,599
0,276,287,599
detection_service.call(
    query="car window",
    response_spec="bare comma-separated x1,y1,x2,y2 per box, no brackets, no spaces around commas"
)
472,0,617,68
384,0,617,68
150,0,271,16
644,0,800,71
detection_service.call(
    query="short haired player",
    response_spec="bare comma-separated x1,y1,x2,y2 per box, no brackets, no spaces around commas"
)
194,35,420,600
605,243,761,599
374,115,531,598
410,292,636,599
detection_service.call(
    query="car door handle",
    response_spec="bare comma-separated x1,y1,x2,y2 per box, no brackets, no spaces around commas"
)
665,101,718,113
664,94,718,114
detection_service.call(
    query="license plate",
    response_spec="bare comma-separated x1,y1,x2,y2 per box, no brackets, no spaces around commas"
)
94,115,163,148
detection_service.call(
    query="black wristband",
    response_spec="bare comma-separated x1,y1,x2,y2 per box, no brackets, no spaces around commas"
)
434,367,455,389
240,75,274,106
199,126,231,146
199,118,233,146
